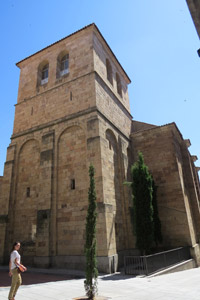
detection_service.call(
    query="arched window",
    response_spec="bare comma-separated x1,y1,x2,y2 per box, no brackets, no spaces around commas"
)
106,58,113,85
57,52,69,78
60,54,69,76
116,72,122,97
41,64,49,85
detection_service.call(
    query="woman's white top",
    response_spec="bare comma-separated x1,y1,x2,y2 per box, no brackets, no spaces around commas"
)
10,250,21,270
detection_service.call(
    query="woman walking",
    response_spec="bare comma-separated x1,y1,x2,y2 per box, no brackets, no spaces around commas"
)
8,241,27,300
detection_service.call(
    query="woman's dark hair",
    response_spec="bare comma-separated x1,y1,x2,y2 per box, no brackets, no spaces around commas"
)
11,241,20,252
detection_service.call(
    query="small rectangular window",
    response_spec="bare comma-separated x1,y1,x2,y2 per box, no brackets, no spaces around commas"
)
116,72,122,97
42,66,48,80
71,179,75,190
26,187,30,197
41,64,49,85
106,59,113,85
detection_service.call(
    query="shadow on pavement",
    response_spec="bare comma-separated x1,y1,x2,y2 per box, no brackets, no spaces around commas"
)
0,269,81,287
100,273,137,281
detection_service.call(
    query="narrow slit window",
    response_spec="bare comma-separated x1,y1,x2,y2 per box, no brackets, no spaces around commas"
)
26,187,30,197
116,72,122,97
71,179,75,190
106,59,113,85
109,140,112,150
60,54,69,76
41,64,49,85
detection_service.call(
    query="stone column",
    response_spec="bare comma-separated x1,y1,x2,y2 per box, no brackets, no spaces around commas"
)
86,116,117,273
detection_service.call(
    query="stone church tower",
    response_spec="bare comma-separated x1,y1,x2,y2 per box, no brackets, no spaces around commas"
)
0,23,200,273
0,24,133,272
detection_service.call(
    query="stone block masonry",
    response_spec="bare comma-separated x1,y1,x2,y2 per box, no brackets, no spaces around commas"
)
0,24,200,272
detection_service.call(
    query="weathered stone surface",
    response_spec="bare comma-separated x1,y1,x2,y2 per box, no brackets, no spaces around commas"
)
131,122,200,263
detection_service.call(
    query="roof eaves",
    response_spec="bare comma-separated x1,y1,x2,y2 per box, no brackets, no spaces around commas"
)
15,23,131,83
16,23,95,67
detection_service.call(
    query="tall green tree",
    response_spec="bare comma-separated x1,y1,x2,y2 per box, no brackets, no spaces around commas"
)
84,164,98,300
127,152,154,254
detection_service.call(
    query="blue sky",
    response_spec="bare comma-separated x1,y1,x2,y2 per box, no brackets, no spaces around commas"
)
0,0,199,175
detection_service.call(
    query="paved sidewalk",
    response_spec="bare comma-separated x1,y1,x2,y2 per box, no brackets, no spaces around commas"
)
1,267,200,300
0,269,81,287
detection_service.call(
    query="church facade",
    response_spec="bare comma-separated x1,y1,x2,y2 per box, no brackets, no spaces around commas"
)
0,24,200,273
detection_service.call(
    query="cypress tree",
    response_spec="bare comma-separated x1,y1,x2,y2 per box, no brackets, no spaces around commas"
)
84,164,98,300
130,152,154,254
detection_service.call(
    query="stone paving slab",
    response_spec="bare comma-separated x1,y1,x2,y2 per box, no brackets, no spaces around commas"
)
0,267,200,299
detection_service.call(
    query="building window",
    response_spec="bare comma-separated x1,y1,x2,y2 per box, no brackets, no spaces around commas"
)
57,52,69,78
37,60,49,87
116,72,122,97
26,187,30,197
41,64,49,85
71,179,75,190
60,54,69,76
106,59,113,85
109,140,112,150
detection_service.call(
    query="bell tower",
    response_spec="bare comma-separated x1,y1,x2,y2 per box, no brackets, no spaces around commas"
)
1,24,133,272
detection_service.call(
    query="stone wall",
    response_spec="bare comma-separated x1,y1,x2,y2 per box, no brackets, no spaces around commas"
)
93,29,131,113
98,115,134,269
57,125,87,256
95,74,132,138
131,122,200,249
2,111,105,266
13,73,96,135
14,27,95,135
16,26,94,104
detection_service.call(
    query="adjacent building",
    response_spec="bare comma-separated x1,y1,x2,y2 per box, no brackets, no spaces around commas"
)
186,0,200,55
186,0,200,38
